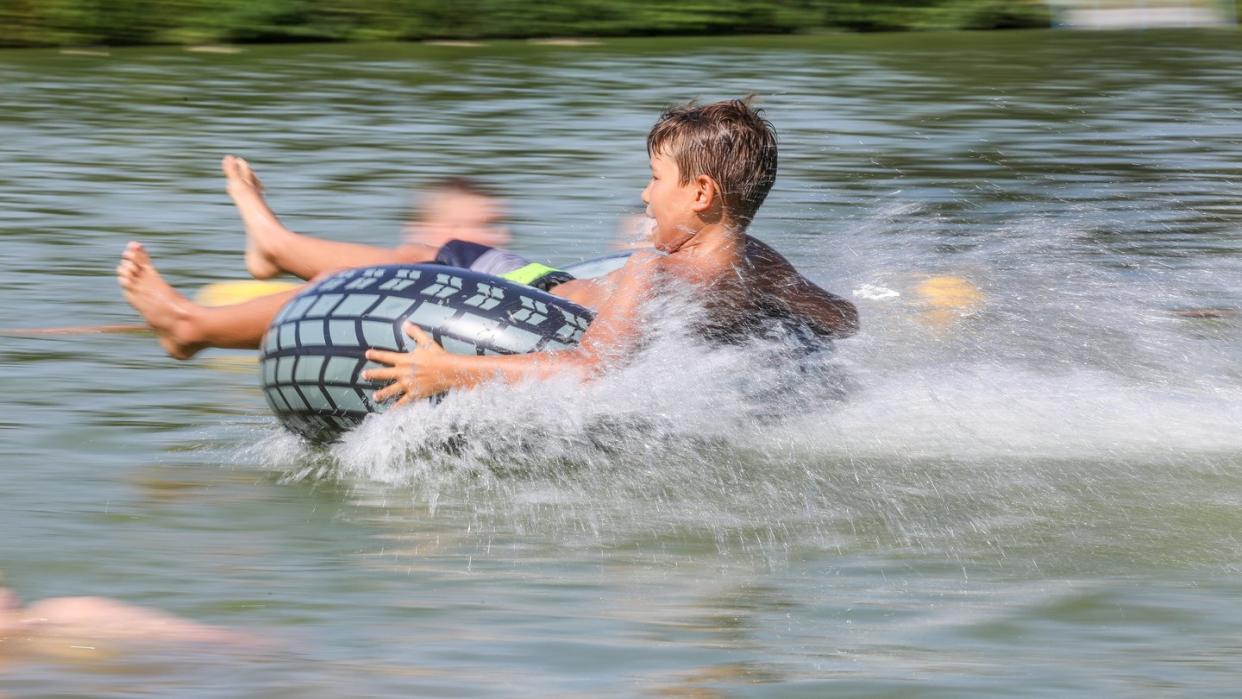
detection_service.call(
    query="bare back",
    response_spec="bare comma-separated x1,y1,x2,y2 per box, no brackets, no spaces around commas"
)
655,236,858,344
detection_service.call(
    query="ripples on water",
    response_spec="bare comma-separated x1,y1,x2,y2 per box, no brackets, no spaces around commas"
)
2,31,1242,695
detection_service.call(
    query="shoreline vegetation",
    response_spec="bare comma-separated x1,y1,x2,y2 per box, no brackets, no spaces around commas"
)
0,0,1058,49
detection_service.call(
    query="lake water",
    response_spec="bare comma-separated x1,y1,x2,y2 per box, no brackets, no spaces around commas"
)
2,30,1241,696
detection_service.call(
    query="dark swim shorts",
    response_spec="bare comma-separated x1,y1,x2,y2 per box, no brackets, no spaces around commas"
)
433,240,575,292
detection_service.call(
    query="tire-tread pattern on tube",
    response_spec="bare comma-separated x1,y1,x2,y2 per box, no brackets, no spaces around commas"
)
259,264,594,442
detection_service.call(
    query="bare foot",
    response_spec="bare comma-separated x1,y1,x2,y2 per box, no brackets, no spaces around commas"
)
222,155,289,280
116,242,205,360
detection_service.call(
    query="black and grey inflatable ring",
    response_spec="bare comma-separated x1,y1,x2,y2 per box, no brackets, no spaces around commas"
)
259,263,599,442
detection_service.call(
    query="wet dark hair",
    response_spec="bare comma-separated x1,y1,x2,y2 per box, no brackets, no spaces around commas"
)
646,98,778,229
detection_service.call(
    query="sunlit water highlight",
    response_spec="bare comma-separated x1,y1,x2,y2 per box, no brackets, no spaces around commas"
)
2,31,1241,695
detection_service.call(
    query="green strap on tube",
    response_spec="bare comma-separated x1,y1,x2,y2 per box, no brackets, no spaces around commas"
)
500,262,564,286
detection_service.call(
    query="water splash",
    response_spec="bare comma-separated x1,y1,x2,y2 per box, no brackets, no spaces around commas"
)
238,210,1242,570
242,210,1241,472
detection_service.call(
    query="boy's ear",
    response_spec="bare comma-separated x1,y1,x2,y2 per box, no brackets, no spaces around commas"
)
692,174,721,213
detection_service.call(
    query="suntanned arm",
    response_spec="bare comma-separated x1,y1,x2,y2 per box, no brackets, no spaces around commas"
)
363,252,662,404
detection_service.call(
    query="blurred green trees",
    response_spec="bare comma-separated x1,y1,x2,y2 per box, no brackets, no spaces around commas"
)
0,0,1055,48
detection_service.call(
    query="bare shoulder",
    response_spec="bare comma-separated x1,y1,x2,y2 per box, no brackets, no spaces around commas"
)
623,247,667,270
556,251,667,310
589,248,670,318
609,248,671,288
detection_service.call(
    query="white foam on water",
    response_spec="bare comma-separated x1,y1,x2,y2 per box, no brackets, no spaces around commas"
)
774,363,1242,461
246,290,1241,489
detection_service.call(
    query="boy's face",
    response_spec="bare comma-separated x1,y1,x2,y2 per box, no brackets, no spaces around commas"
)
405,192,511,248
641,151,702,252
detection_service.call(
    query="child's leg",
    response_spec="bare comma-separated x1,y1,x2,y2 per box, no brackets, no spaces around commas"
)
117,242,298,360
22,595,248,644
223,156,438,281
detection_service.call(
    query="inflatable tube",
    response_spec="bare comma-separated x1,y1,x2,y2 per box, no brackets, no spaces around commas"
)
259,264,594,442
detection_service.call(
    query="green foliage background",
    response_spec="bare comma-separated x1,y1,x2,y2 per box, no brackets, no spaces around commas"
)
0,0,1058,47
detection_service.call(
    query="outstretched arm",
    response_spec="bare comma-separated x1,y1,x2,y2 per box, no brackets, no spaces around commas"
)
363,253,661,404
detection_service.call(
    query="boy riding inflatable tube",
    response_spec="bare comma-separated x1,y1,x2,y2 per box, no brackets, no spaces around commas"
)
258,255,629,442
